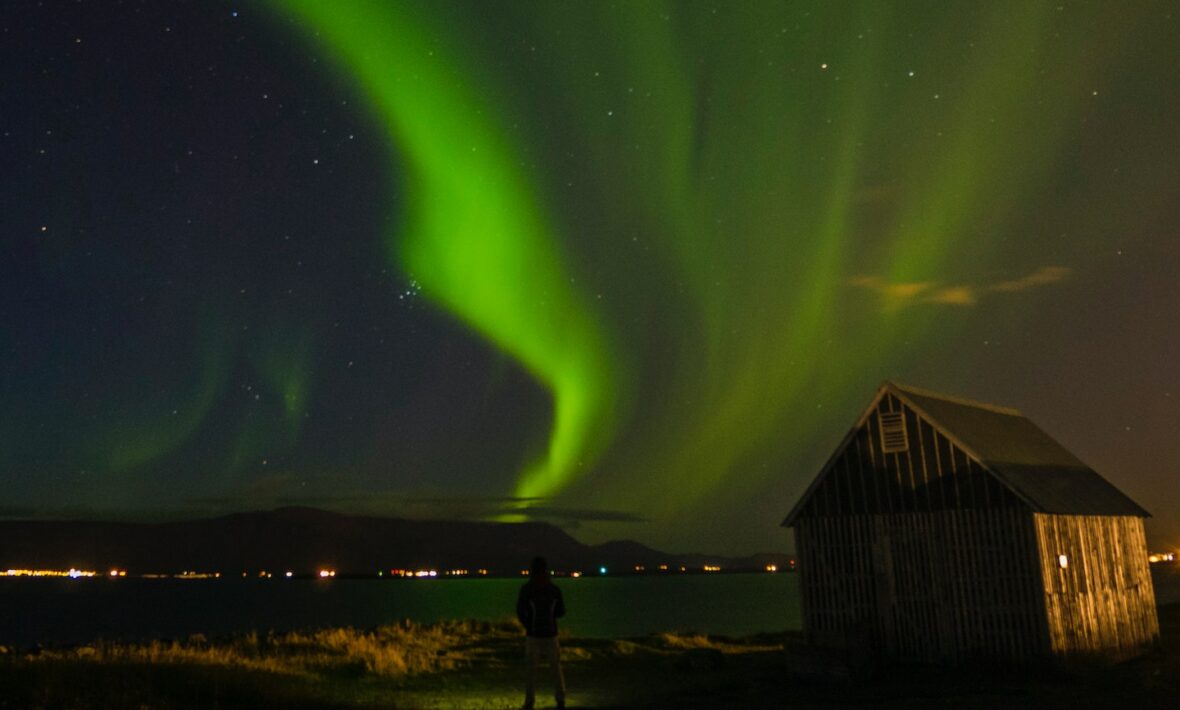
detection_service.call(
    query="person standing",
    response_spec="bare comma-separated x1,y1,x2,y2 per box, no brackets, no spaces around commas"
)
516,556,566,709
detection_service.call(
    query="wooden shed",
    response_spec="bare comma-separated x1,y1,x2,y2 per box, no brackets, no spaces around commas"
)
783,382,1158,663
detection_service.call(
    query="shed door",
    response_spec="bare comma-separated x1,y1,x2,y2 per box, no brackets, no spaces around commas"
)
871,530,896,652
873,522,945,661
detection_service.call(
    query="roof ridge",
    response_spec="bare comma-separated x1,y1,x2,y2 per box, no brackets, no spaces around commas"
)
886,381,1024,417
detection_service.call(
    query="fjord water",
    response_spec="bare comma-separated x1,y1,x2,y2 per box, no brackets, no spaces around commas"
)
0,573,799,648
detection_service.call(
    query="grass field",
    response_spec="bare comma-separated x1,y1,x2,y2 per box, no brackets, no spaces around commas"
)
2,606,1178,708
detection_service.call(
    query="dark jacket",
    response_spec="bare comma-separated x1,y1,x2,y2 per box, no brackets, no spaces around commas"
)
516,579,566,638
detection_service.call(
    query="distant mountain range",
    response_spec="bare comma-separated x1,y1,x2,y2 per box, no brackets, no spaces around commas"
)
0,507,793,576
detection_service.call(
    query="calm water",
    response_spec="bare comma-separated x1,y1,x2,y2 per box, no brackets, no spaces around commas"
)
0,573,800,648
5,567,1175,650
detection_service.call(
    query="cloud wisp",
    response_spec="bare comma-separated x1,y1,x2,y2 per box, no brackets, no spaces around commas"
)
850,265,1071,310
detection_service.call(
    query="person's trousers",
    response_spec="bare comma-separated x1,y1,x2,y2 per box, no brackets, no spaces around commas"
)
525,635,565,706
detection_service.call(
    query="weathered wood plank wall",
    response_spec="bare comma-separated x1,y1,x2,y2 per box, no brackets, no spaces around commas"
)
797,508,1046,663
793,393,1157,663
799,394,1022,518
1034,514,1159,660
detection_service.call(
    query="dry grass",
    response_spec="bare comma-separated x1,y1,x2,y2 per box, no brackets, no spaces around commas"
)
0,620,790,708
653,631,780,653
7,610,1178,708
19,618,524,680
6,618,763,682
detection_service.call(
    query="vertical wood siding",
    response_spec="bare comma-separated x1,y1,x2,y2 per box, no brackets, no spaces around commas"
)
1034,514,1159,659
792,394,1155,663
796,509,1046,663
799,394,1022,518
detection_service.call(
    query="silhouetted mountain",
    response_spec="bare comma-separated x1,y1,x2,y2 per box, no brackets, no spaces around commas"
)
0,508,792,575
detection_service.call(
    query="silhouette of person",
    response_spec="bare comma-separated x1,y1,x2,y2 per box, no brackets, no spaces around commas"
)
516,555,566,709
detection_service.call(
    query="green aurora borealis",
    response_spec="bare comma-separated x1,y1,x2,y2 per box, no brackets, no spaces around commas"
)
4,1,1180,552
277,0,619,503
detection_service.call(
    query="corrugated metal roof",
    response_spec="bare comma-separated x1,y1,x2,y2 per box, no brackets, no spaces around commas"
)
891,383,1149,517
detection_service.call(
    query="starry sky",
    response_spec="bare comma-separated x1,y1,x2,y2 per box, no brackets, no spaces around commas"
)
2,0,1178,554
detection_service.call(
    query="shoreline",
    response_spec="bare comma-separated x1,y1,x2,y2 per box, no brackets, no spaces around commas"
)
1,604,1176,708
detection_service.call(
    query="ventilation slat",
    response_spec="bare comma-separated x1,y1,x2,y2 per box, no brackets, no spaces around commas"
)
880,411,909,453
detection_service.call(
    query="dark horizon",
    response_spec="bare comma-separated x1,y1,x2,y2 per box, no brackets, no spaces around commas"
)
0,506,795,577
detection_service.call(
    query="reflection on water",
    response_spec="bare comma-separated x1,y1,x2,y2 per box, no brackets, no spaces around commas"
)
0,573,799,648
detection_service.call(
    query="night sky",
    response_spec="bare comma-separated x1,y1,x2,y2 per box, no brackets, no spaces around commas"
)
3,1,1178,554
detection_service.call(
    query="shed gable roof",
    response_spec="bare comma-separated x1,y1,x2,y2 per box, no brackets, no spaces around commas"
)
783,382,1149,526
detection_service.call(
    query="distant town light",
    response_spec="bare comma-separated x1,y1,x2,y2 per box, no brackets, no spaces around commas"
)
285,571,293,578
599,566,608,575
570,571,582,578
175,571,219,579
318,569,336,578
4,568,97,578
766,564,778,573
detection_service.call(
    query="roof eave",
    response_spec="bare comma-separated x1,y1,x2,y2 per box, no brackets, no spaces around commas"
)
884,383,1051,514
782,382,895,527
